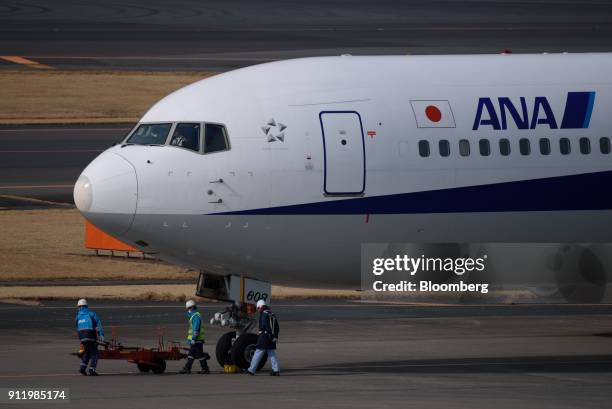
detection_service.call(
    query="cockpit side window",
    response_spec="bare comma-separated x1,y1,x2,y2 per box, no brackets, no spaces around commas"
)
127,123,172,145
170,123,201,152
204,124,230,154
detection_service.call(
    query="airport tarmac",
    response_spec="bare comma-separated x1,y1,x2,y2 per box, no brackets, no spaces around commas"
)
0,300,611,408
0,124,129,204
1,0,612,71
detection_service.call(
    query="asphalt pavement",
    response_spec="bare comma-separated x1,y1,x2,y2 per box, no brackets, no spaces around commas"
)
1,0,612,71
0,300,611,408
0,124,130,204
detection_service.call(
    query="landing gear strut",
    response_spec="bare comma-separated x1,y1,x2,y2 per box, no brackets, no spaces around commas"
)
196,272,271,371
211,308,268,371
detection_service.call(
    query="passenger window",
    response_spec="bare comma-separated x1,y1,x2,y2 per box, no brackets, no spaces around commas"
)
127,123,172,145
204,124,230,154
519,138,530,155
418,140,430,157
499,138,511,156
539,138,551,155
579,137,591,154
459,139,470,156
479,139,490,156
170,123,201,152
560,138,571,155
439,140,450,157
600,137,611,154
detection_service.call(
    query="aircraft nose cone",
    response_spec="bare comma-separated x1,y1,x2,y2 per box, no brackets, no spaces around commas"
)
74,174,93,212
74,152,138,237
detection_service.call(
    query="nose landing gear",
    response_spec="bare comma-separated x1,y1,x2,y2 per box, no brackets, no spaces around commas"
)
213,327,267,371
197,272,271,371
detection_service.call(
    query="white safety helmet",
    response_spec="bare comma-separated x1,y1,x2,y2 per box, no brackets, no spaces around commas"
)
77,298,88,307
256,299,267,309
185,299,196,309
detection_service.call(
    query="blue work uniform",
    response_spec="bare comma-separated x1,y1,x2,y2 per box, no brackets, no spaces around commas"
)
255,309,278,349
75,307,104,374
181,308,209,373
187,309,204,343
248,307,280,374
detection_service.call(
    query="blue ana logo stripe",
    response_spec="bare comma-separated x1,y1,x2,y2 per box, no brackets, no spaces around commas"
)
473,91,596,130
560,91,596,129
583,91,596,128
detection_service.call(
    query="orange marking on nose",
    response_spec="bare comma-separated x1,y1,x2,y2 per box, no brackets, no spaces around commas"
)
1,55,54,69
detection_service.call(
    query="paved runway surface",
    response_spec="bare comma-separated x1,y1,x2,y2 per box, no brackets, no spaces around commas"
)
0,300,611,408
1,0,612,71
0,124,130,204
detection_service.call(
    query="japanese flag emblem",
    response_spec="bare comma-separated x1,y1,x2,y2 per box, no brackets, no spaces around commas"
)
410,100,456,128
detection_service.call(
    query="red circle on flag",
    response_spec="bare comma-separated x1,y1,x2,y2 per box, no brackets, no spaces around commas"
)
425,105,442,122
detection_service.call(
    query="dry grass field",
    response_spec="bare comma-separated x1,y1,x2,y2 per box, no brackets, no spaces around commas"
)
0,70,216,124
0,208,190,281
0,207,358,301
0,285,359,303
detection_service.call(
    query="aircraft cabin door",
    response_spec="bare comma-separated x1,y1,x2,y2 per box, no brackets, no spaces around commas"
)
319,111,366,195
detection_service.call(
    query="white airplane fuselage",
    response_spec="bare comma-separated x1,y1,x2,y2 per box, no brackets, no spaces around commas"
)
74,54,612,288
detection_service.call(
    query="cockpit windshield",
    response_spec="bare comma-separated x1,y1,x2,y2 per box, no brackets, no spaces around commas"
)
126,123,172,145
170,123,200,152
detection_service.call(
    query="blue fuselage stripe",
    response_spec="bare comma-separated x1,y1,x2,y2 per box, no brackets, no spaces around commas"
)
215,170,612,215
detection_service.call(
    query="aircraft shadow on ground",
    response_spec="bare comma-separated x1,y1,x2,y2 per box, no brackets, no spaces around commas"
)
298,355,612,374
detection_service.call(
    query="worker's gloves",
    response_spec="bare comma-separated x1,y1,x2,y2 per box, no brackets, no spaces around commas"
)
98,336,105,343
272,338,278,343
188,340,195,345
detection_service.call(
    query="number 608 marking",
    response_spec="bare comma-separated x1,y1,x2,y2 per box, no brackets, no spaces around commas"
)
246,291,268,302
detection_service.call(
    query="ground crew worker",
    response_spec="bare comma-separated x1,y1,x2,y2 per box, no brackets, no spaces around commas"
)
75,298,104,376
179,299,210,374
246,299,280,376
